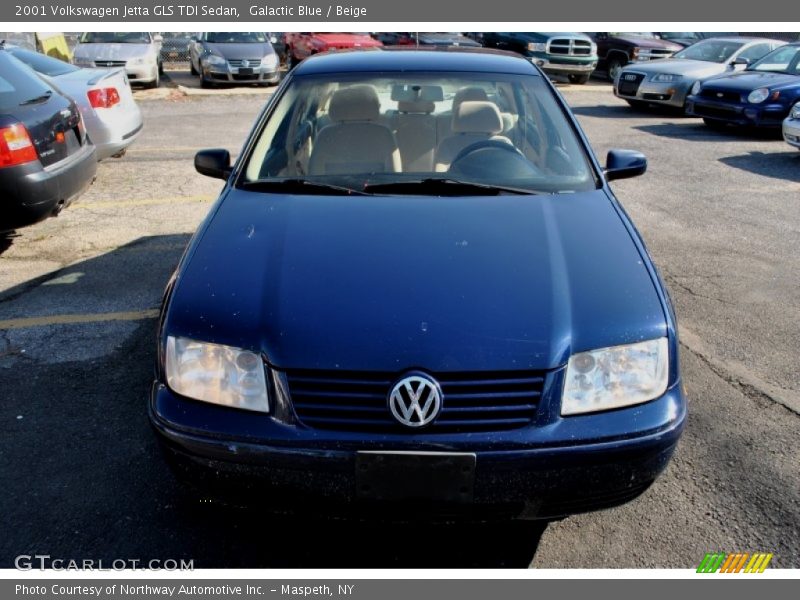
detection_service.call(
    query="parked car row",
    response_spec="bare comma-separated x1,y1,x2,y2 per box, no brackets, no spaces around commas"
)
1,42,143,231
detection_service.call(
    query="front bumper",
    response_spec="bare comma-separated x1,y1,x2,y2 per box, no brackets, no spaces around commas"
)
125,64,158,84
150,379,686,520
783,118,800,148
529,55,597,76
0,142,97,230
614,73,693,108
687,96,790,127
204,65,281,84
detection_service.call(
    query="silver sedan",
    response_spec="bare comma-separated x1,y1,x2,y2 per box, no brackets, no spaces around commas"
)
784,103,800,150
614,37,785,110
9,47,143,161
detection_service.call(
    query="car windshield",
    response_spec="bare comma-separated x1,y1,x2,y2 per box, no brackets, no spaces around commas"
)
674,39,744,63
611,32,657,38
80,32,151,44
241,71,597,195
9,48,79,77
748,45,800,74
205,32,267,44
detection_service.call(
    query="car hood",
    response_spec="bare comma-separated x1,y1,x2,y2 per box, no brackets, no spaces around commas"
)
313,33,382,47
625,58,727,77
702,70,800,91
203,42,274,59
166,190,666,372
74,43,152,60
614,35,682,51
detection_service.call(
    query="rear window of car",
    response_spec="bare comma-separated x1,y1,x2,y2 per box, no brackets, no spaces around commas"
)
0,52,56,110
9,48,79,77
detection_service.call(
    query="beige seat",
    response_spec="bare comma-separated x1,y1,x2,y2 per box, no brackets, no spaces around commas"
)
437,86,517,142
434,100,510,172
391,100,437,172
308,85,401,176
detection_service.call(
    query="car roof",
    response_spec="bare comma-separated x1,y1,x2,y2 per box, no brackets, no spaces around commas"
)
698,36,788,43
293,48,541,76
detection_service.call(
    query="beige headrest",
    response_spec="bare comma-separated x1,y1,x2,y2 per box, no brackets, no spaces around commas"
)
329,85,381,122
452,101,503,135
397,100,435,114
452,86,489,113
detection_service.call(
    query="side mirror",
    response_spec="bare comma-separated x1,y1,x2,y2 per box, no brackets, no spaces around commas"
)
732,57,750,69
604,149,647,181
195,149,232,180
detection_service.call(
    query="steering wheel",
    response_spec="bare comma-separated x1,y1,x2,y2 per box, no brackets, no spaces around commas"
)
448,139,541,179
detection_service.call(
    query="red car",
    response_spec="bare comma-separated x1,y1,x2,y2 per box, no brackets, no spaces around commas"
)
285,32,382,67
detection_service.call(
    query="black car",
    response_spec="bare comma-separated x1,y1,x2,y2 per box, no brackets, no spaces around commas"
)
0,47,96,231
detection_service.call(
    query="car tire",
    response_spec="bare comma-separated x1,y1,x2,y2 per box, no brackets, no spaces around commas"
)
568,74,590,85
200,73,213,89
190,60,198,75
158,60,164,76
607,57,625,82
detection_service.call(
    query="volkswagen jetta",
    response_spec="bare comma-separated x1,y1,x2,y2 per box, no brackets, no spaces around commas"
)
150,49,686,520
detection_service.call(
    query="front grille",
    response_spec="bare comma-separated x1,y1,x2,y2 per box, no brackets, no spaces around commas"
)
228,58,261,68
548,38,593,56
700,89,741,103
286,369,546,433
641,49,673,59
94,60,126,67
616,72,645,96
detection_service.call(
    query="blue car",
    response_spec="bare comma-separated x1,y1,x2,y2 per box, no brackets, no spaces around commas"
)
687,42,800,128
150,49,686,520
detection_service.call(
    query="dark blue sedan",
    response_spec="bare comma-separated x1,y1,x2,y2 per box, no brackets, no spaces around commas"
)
687,43,800,128
150,49,686,520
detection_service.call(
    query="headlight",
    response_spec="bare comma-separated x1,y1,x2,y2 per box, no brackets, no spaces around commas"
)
791,103,800,119
691,80,702,95
651,73,682,83
748,87,770,104
589,42,597,55
127,56,149,66
165,336,269,413
561,338,669,416
527,42,546,52
261,53,279,69
203,53,227,66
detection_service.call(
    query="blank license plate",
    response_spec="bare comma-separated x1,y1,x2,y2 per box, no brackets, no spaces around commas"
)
356,452,476,503
238,67,254,75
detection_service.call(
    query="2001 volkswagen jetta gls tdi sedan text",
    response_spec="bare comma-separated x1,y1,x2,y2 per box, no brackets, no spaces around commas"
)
150,49,686,520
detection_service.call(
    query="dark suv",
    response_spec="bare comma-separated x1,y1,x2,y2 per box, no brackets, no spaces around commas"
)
482,32,598,83
588,32,682,81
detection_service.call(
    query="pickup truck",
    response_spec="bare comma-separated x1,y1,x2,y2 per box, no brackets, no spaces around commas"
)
587,32,682,81
480,32,598,84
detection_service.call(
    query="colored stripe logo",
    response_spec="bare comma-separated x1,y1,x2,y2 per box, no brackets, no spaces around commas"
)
697,552,773,573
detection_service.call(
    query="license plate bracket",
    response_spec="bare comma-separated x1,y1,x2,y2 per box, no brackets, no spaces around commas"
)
355,451,476,503
238,67,254,75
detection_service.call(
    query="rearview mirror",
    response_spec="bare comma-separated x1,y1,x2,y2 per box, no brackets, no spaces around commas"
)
604,149,647,181
195,149,232,180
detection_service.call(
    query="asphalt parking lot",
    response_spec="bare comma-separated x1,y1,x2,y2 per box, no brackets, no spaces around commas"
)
1,75,799,569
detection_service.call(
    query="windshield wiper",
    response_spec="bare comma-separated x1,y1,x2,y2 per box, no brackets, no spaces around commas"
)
240,178,372,196
362,178,537,196
19,90,52,106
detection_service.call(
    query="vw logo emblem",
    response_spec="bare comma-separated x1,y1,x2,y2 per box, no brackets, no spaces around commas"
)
241,59,249,68
388,374,442,428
